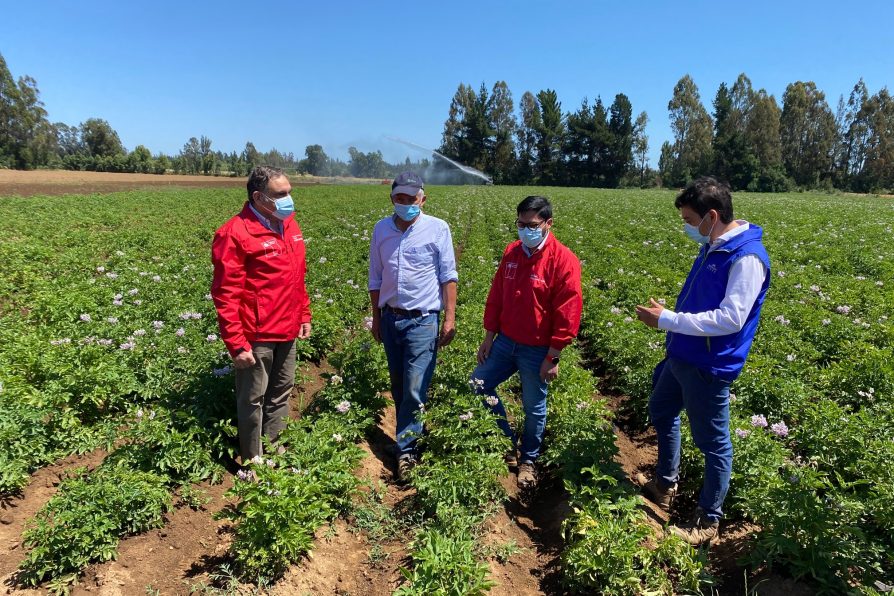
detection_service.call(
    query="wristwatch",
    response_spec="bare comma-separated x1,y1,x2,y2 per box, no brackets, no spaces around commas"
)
550,355,560,365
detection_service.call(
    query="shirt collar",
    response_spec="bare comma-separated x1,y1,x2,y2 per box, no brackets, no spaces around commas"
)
708,220,749,251
249,202,283,234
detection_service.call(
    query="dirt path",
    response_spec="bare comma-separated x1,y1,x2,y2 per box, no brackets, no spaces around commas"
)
0,450,110,592
0,170,388,198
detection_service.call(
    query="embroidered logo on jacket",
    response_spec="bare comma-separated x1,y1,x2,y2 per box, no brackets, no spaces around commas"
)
504,262,517,279
707,263,718,273
262,239,282,257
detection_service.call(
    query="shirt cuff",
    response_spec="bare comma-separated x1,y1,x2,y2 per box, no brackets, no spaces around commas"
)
657,309,677,331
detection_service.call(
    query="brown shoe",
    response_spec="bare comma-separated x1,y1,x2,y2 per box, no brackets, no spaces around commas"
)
504,449,518,469
669,508,719,546
396,455,417,484
517,461,536,489
635,473,677,513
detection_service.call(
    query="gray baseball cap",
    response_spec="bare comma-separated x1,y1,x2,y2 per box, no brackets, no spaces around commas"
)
391,171,425,198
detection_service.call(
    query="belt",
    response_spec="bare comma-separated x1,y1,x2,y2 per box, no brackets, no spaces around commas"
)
382,305,438,318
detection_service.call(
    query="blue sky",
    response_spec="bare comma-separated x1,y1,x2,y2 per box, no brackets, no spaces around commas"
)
2,0,892,169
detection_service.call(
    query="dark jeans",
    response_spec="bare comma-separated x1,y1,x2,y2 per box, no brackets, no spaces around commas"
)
380,310,439,457
649,357,732,521
470,334,549,463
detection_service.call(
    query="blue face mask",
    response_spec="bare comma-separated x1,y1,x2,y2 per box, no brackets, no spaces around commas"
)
262,193,294,220
393,202,421,221
683,213,712,244
518,225,545,248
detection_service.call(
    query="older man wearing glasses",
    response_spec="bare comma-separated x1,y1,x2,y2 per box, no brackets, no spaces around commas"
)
470,195,582,488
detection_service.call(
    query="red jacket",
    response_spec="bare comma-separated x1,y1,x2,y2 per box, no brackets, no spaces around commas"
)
211,203,311,357
483,234,582,351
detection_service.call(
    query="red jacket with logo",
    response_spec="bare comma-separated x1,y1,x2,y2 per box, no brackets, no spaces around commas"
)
211,203,311,357
483,234,582,351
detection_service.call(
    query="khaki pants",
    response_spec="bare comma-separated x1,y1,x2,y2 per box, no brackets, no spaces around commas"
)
234,340,296,462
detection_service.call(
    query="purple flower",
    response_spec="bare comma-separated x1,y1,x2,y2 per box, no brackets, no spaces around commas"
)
79,313,92,322
236,468,256,482
128,288,139,296
96,266,105,273
336,400,351,414
836,305,851,315
364,316,373,330
152,275,161,282
132,299,142,306
119,341,136,350
735,428,750,439
750,414,768,428
770,421,789,437
332,433,343,443
459,411,473,422
213,366,232,377
152,320,164,329
113,299,124,306
330,374,343,386
485,395,499,407
106,272,118,279
176,327,185,337
133,329,147,337
206,334,218,342
98,338,113,346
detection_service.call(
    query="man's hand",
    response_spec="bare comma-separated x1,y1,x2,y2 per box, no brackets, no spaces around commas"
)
233,349,256,369
477,336,494,364
438,318,456,348
298,322,312,339
540,357,559,383
370,314,382,343
635,298,665,329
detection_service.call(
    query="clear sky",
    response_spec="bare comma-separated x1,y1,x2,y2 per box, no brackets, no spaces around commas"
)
2,0,892,169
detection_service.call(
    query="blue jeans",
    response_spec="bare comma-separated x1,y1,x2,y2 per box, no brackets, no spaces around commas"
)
470,334,549,463
649,357,732,521
380,310,439,457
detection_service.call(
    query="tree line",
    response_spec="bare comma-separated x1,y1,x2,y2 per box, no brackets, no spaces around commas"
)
438,76,893,192
2,50,892,191
0,53,427,179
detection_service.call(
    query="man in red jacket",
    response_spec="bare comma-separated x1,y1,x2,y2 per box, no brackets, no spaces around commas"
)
471,196,582,488
211,165,312,464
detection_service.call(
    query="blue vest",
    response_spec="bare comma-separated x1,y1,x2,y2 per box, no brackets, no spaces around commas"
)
666,224,770,381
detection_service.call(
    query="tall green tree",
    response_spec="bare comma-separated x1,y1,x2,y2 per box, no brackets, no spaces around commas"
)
81,118,124,158
745,90,787,191
631,111,650,187
606,93,634,187
780,81,836,187
835,80,871,188
857,87,894,191
534,89,565,184
515,91,540,184
662,75,713,187
487,81,517,184
303,144,330,176
712,76,758,189
180,137,201,174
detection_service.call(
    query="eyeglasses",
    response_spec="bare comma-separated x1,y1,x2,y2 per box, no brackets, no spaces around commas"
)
515,219,545,230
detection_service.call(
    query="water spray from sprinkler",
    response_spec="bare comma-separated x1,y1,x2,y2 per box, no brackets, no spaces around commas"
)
385,136,493,185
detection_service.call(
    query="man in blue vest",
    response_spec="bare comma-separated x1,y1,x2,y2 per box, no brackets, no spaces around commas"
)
635,176,770,545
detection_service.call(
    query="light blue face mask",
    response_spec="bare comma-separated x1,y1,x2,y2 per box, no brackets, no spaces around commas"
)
262,193,294,220
684,213,713,244
518,225,545,248
393,202,421,221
